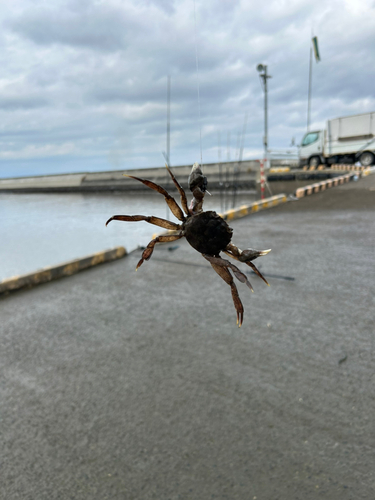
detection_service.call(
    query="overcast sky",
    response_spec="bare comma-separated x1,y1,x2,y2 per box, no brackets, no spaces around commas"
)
1,0,375,177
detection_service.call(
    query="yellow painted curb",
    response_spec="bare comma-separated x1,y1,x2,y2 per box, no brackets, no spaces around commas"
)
361,167,375,177
302,165,325,170
0,246,127,295
220,194,288,221
295,173,355,198
331,164,366,171
269,167,290,173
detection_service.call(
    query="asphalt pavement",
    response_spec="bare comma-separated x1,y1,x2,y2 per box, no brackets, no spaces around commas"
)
1,174,374,499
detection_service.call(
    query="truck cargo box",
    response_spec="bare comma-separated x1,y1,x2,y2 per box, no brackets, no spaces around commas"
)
328,112,375,143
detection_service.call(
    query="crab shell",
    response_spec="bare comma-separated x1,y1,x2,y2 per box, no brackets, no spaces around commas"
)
183,211,233,255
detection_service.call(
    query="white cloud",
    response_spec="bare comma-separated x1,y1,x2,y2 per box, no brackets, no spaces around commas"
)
0,142,77,159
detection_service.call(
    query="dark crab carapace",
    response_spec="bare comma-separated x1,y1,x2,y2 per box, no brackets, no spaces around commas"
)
106,163,271,327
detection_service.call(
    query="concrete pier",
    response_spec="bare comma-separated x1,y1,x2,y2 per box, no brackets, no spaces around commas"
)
1,173,374,499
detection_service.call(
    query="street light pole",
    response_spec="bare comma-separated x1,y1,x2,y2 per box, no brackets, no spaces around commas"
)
263,65,268,162
257,64,272,168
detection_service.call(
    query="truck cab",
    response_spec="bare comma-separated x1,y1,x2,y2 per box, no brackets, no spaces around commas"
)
299,130,324,167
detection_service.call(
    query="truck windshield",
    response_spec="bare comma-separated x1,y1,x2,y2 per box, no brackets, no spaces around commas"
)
301,132,319,146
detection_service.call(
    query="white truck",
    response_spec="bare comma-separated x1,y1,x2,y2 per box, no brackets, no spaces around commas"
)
299,111,375,167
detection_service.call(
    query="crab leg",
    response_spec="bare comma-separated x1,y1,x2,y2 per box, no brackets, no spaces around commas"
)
136,232,184,270
165,164,189,216
203,254,254,292
124,175,185,222
106,214,181,231
203,255,244,327
245,261,270,286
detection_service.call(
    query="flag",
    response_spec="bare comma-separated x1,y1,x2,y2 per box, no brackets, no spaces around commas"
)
312,36,321,62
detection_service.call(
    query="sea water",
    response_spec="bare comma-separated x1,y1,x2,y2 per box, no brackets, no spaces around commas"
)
0,190,256,281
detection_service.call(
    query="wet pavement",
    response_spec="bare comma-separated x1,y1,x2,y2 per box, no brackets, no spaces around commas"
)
1,175,374,499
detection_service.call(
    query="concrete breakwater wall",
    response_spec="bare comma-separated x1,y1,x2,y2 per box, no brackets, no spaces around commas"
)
0,160,297,193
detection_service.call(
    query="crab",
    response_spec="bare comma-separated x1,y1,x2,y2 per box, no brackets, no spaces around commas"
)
106,163,271,327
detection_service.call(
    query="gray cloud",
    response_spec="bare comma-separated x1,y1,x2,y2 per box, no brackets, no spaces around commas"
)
1,0,375,177
10,3,134,51
0,96,48,111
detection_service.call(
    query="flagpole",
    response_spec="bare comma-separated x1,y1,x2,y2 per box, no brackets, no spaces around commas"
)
307,41,313,131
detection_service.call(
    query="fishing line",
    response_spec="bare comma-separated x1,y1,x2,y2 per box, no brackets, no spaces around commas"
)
193,0,203,167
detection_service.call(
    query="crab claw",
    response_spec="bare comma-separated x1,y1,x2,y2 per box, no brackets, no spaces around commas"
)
188,163,208,214
240,249,272,285
238,248,271,262
224,244,271,287
188,162,207,193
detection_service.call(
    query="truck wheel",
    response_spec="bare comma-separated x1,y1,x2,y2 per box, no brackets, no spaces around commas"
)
309,156,320,168
359,152,374,166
